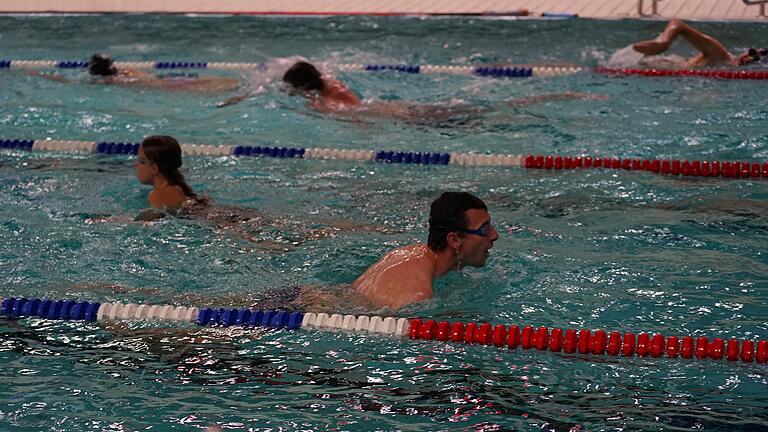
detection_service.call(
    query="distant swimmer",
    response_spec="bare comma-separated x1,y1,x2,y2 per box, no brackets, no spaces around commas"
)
631,19,766,68
31,53,240,93
280,61,605,124
352,192,499,309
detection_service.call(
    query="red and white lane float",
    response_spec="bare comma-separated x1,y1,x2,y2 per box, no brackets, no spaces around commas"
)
598,66,768,81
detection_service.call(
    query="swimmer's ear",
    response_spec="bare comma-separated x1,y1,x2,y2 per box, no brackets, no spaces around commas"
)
446,231,462,249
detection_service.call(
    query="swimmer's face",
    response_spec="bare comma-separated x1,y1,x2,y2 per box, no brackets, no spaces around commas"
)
134,145,158,185
457,208,499,268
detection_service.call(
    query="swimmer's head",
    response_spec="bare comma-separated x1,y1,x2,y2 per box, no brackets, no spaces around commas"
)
283,61,325,93
140,135,183,176
88,53,118,76
428,192,498,268
427,192,488,252
136,135,201,202
738,47,767,65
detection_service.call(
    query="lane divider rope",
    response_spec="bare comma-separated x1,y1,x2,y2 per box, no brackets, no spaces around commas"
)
1,297,766,364
1,138,766,179
5,60,767,80
0,59,582,77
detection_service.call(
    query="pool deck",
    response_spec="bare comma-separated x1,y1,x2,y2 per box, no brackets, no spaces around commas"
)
0,0,766,20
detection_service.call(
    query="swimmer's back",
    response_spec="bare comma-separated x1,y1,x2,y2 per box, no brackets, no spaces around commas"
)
353,243,435,309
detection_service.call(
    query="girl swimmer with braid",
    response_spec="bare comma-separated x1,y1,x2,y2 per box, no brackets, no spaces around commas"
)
134,135,206,212
132,135,398,247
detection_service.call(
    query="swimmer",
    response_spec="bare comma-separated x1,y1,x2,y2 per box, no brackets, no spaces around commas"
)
353,192,499,309
31,53,240,93
129,134,397,249
280,61,605,124
632,19,766,67
135,135,206,213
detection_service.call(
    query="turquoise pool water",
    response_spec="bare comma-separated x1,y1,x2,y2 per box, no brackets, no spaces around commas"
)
1,14,768,431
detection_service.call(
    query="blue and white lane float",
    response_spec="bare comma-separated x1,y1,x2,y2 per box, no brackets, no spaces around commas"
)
1,296,767,364
0,59,581,77
2,137,767,179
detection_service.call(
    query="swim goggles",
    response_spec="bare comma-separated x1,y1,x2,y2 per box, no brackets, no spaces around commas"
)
430,223,494,237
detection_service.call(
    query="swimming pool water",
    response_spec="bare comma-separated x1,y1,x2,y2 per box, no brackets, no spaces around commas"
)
1,14,768,431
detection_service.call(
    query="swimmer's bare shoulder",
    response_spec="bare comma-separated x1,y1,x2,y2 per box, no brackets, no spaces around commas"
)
148,185,187,209
352,243,435,309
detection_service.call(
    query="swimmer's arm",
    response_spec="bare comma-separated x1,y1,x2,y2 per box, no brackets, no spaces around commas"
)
633,19,731,62
216,93,251,108
674,21,732,62
26,69,71,83
216,84,266,108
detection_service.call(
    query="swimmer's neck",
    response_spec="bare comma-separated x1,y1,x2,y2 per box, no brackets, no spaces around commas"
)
427,244,461,279
152,175,174,190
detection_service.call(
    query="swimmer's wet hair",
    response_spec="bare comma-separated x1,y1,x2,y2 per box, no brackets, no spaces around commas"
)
427,192,488,252
748,47,768,63
88,53,118,76
141,135,203,203
283,61,325,92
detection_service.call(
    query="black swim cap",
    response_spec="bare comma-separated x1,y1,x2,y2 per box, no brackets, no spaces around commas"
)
88,53,118,76
748,47,768,63
283,61,324,92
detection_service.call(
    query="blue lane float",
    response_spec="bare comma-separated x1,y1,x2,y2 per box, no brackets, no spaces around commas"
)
155,61,208,69
233,145,305,158
195,307,303,329
0,139,34,150
374,150,450,165
95,142,141,155
1,297,101,321
474,66,533,77
364,64,421,74
57,60,89,69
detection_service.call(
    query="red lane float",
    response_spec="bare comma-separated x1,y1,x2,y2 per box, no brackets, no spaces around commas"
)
597,66,768,81
407,319,767,364
524,155,767,180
